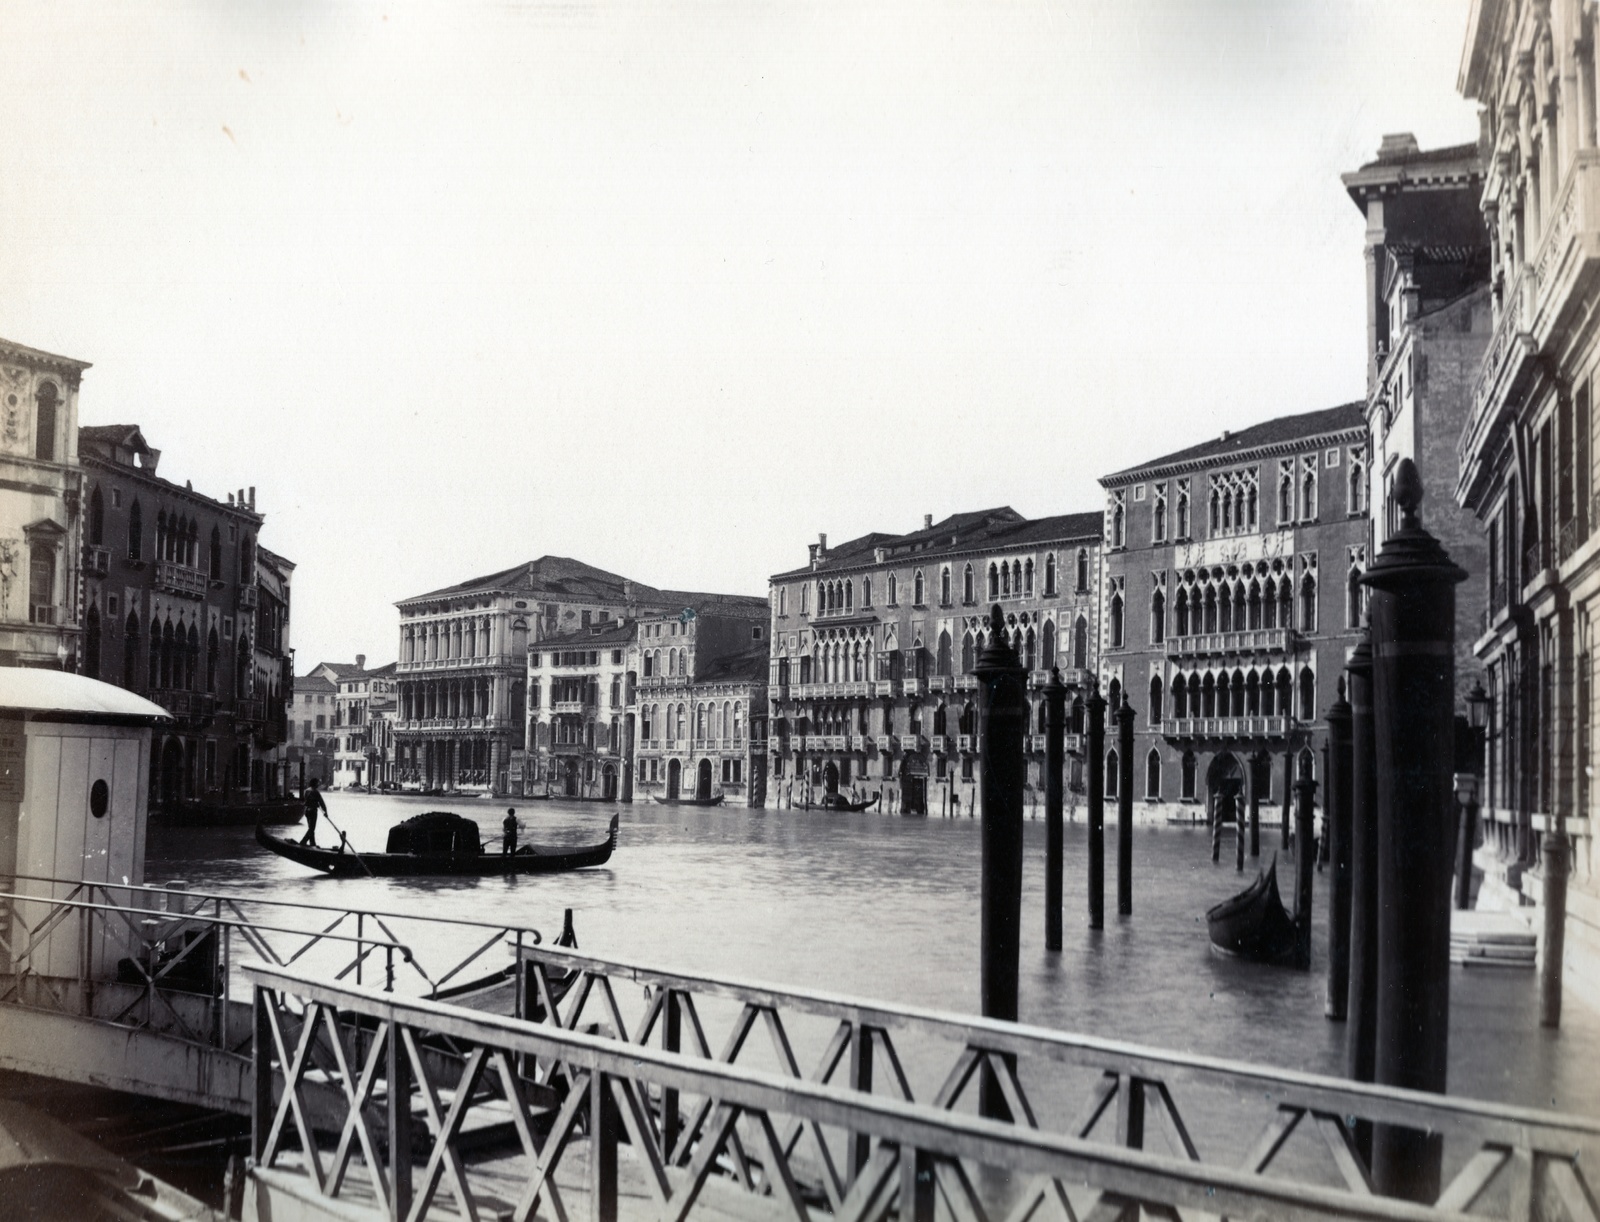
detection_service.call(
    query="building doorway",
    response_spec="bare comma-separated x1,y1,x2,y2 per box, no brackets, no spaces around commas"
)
602,764,617,801
1206,752,1245,830
562,757,580,797
696,758,713,801
823,761,840,795
667,758,681,800
899,759,927,816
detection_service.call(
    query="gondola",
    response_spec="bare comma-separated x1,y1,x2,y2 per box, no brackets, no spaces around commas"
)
650,793,725,807
1205,853,1300,966
820,793,881,813
256,811,619,878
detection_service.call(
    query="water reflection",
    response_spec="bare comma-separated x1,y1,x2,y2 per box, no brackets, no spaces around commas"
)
147,792,1599,1115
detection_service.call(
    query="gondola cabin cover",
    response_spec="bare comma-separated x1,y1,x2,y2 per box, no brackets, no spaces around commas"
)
385,811,482,856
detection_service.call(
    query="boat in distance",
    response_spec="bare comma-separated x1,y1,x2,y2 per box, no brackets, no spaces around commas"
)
649,793,725,807
1205,853,1300,966
256,811,619,878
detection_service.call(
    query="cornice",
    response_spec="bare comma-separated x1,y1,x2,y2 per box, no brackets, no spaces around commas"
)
768,528,1103,585
1099,426,1367,490
79,454,265,525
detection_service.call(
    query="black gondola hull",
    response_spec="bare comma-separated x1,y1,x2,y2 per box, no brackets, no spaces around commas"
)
1205,854,1300,966
256,815,619,878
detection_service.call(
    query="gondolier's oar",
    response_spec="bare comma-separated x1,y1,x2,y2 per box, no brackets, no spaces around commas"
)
319,805,376,879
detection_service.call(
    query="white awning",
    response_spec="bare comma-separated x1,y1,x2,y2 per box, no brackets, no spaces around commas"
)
0,667,171,720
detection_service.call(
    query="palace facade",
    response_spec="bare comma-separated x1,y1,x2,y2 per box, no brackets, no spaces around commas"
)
0,337,90,669
1097,404,1369,824
630,598,769,806
528,622,634,799
766,508,1102,816
1457,0,1600,1003
1342,132,1492,698
77,425,293,804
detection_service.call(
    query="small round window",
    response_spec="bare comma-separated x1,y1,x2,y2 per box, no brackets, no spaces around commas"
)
89,779,109,819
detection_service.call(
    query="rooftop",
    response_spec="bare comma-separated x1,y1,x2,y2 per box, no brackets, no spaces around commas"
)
772,508,1103,580
293,675,338,694
400,555,647,606
1100,402,1365,486
697,647,770,686
0,336,92,377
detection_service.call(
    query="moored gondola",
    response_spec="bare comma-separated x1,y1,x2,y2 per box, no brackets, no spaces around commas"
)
256,812,618,878
820,792,881,812
1205,853,1300,966
649,793,725,807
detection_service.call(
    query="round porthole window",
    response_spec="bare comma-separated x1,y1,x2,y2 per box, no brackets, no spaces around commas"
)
90,779,109,819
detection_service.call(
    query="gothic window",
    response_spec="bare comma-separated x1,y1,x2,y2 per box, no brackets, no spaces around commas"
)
88,487,104,547
846,580,853,610
1278,576,1293,629
1073,616,1088,669
1150,588,1165,644
1346,553,1365,628
988,563,999,599
914,570,925,606
1149,675,1163,724
1181,751,1197,799
1203,585,1217,633
1302,457,1318,520
861,577,871,607
1348,446,1368,514
1109,590,1124,648
1041,620,1056,669
1024,559,1034,596
887,574,897,605
1012,561,1023,593
207,628,219,692
84,605,101,679
1176,479,1191,538
33,382,57,462
961,631,975,673
1152,485,1167,542
1174,587,1188,636
1042,555,1055,596
1299,668,1316,720
1279,460,1294,523
1171,674,1186,719
186,624,199,690
1024,627,1036,670
937,630,952,676
1111,494,1126,548
940,568,951,606
1301,570,1317,633
1209,487,1221,534
1146,749,1162,798
128,500,143,561
1106,749,1120,798
236,633,251,696
1001,563,1010,596
124,612,140,688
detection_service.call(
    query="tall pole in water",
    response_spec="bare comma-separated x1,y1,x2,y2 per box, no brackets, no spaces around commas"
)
1044,668,1067,951
974,605,1027,1119
1325,678,1353,1021
1086,679,1107,931
1117,694,1134,915
1362,459,1464,1203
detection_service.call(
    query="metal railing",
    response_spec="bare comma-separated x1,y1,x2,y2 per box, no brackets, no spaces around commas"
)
242,948,1600,1222
0,876,558,1060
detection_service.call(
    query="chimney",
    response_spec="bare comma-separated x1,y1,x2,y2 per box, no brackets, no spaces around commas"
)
1220,430,1231,442
923,514,933,530
248,486,256,511
818,532,827,555
356,654,366,670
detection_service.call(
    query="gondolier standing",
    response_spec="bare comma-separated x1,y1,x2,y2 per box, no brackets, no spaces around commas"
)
300,779,327,846
502,808,518,855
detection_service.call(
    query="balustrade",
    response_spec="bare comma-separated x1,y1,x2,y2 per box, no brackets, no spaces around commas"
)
1166,715,1290,740
1164,627,1293,658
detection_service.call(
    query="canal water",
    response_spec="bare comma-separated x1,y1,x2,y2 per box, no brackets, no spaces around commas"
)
148,793,1600,1129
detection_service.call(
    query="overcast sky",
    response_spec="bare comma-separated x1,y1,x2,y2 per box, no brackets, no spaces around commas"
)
3,0,1478,669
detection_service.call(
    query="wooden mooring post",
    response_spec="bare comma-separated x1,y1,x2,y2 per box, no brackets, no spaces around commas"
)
1325,678,1353,1021
1361,459,1464,1203
975,605,1026,1119
1116,694,1134,916
1086,679,1107,932
1044,668,1067,951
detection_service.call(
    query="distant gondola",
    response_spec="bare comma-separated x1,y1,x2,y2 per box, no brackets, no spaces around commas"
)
256,812,619,878
650,793,725,807
1205,853,1300,966
820,793,881,813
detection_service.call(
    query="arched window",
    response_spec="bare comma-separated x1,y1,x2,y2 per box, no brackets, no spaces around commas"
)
937,630,952,676
961,631,975,673
862,577,872,607
933,703,948,735
940,568,951,606
1041,620,1056,669
128,500,143,561
1001,563,1011,596
1149,675,1163,725
1302,468,1317,519
845,580,853,610
87,487,104,547
1279,577,1294,629
914,570,925,606
83,605,101,679
1072,616,1088,669
1181,751,1197,799
207,628,219,692
28,542,54,623
1023,559,1033,596
1279,470,1294,522
887,574,898,605
1146,749,1161,798
33,382,57,461
1044,554,1056,596
1150,589,1165,644
1108,677,1122,712
1109,593,1124,648
1349,454,1368,514
988,563,1000,599
1112,503,1125,548
1346,566,1363,628
1300,572,1317,633
1177,487,1190,537
1106,749,1120,798
1171,674,1186,719
1299,667,1315,720
677,705,687,741
961,564,973,604
1024,627,1036,670
778,587,787,616
236,633,251,696
186,623,199,690
1076,549,1089,592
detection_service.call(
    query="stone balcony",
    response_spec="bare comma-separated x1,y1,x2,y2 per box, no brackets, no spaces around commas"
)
1164,715,1291,741
1164,628,1293,659
155,561,207,600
